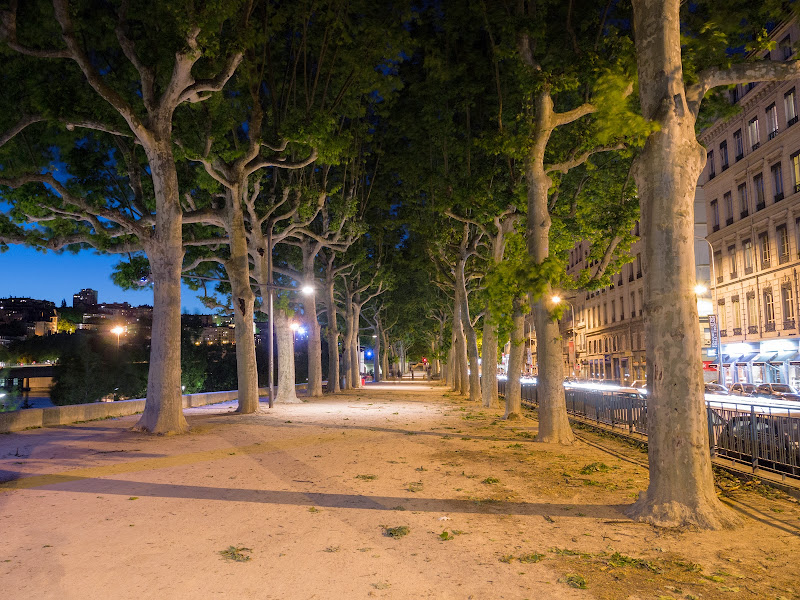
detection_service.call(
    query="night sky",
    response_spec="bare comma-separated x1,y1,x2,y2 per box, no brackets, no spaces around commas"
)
1,245,208,313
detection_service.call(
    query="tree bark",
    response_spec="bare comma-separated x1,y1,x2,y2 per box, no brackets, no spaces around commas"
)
134,146,187,434
526,147,574,444
627,0,737,529
456,262,481,402
225,184,259,414
274,309,300,403
504,299,525,420
481,316,499,408
322,261,340,393
302,248,323,396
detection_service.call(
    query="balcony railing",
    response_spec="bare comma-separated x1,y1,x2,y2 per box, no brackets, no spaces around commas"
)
780,253,790,265
741,210,749,218
733,327,742,335
745,266,754,275
708,172,716,180
775,192,785,202
720,329,728,337
726,217,734,226
768,129,778,140
730,271,738,279
748,325,759,334
713,224,720,232
762,259,771,269
717,275,724,284
756,201,766,211
790,115,799,127
752,142,761,151
735,152,744,161
784,319,796,330
766,322,776,332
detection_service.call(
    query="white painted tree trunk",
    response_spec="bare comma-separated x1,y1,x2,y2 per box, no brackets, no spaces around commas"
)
302,251,323,397
627,0,737,529
456,263,481,402
322,272,340,393
274,309,300,403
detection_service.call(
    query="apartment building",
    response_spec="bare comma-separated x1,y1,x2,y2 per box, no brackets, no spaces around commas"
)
701,20,800,387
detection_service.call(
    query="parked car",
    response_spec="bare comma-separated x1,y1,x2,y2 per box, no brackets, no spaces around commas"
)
729,382,758,397
704,382,729,395
756,383,800,402
716,414,800,474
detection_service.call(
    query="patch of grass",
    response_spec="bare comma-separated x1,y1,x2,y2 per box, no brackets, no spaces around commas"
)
415,466,427,471
499,554,515,563
482,477,500,484
564,574,588,589
516,431,535,439
581,479,601,486
219,546,252,562
390,505,406,511
519,552,545,563
507,443,525,449
324,546,340,553
128,497,139,501
308,507,320,513
406,481,423,492
672,560,702,573
371,582,391,590
580,462,612,474
383,525,410,538
607,552,662,573
355,474,377,480
438,530,454,541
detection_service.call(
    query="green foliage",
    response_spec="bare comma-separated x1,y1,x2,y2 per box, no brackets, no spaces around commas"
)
382,525,410,538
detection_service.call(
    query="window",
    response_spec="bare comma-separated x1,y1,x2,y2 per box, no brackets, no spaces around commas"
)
634,220,640,236
638,290,643,316
778,224,790,263
759,231,771,268
781,35,793,60
728,245,738,278
732,296,742,331
734,129,744,160
630,292,636,318
636,253,642,278
783,284,795,322
764,288,775,328
710,199,719,231
743,239,754,274
738,182,749,217
620,296,624,321
611,300,616,323
714,251,723,283
772,162,784,201
748,116,760,150
720,141,729,170
786,88,798,127
718,300,727,332
767,103,779,140
723,191,733,225
747,292,757,332
707,150,715,179
754,173,765,210
793,152,800,194
603,303,608,325
732,86,741,104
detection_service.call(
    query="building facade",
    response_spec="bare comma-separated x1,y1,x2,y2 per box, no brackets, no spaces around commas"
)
700,20,800,388
72,288,98,310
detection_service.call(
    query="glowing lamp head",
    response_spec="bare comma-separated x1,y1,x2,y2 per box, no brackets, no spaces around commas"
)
111,326,124,335
551,295,561,304
694,284,708,295
290,322,300,331
301,285,314,295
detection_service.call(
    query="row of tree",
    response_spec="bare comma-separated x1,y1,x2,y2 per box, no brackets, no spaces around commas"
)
2,0,800,531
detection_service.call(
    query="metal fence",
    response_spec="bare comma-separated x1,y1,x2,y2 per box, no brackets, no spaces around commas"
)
497,379,800,478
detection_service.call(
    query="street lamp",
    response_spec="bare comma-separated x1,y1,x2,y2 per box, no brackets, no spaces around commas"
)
111,326,124,349
551,296,577,377
695,237,724,384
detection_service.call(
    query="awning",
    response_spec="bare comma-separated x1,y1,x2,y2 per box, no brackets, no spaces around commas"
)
770,351,798,363
751,352,777,364
734,352,758,364
713,354,740,366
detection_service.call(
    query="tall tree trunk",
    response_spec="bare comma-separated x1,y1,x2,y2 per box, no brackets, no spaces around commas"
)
373,325,381,382
456,263,480,402
135,147,187,434
342,298,354,389
225,184,259,414
481,315,499,408
627,0,737,529
302,250,323,396
381,329,390,380
526,152,574,444
322,266,340,393
274,309,300,403
351,302,362,387
504,298,525,420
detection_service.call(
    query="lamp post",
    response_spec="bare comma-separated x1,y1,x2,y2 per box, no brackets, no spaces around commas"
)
552,296,577,376
695,237,724,384
111,326,124,349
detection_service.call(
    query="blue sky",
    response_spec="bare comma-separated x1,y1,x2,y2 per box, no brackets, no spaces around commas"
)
0,245,209,313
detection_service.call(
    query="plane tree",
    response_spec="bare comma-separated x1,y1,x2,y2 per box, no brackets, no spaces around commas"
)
0,0,250,433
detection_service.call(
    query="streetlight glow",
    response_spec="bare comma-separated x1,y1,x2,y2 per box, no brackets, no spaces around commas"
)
111,325,124,349
694,284,708,295
290,322,300,331
301,285,314,295
551,295,561,303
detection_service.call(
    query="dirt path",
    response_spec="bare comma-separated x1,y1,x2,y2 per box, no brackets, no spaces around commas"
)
1,381,799,599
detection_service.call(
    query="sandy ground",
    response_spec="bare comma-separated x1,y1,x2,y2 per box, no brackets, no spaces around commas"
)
1,380,800,600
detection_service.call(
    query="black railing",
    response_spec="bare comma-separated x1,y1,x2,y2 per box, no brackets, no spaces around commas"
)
748,325,759,334
769,130,778,140
741,210,749,218
733,327,743,335
784,319,796,330
780,253,790,265
720,329,728,337
775,192,785,202
726,217,734,226
497,381,800,478
736,153,744,161
756,202,766,211
790,116,799,127
766,322,776,332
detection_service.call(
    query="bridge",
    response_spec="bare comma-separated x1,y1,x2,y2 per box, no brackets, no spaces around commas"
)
0,364,55,392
